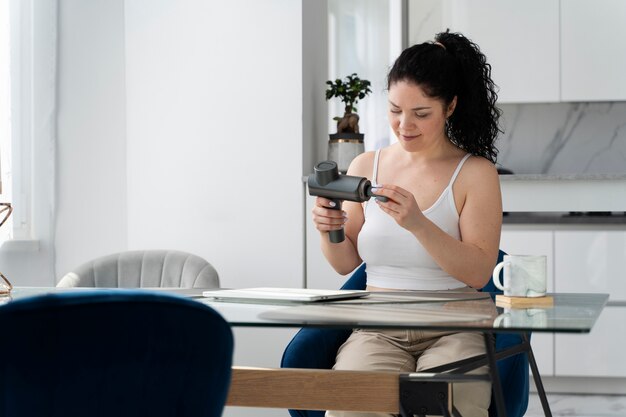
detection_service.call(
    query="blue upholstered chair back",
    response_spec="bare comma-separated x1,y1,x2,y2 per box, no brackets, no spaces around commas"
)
0,290,233,417
281,250,530,417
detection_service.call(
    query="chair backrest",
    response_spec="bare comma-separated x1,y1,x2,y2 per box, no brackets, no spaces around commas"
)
57,250,219,288
0,290,233,417
482,249,506,295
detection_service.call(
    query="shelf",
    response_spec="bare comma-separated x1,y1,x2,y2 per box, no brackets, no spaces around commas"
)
503,213,626,225
500,174,626,181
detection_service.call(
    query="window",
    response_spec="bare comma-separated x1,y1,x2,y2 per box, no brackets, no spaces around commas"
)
327,0,403,151
0,0,12,242
0,0,41,244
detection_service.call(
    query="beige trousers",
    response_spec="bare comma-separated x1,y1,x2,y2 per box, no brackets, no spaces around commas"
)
325,299,492,417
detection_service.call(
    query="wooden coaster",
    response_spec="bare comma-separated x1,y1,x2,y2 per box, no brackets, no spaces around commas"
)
496,294,554,308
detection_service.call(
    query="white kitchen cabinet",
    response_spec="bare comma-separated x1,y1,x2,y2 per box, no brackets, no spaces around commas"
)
499,228,626,380
409,0,626,103
554,306,626,377
554,231,626,299
442,0,560,103
408,0,560,103
500,230,555,377
561,0,626,102
553,230,626,377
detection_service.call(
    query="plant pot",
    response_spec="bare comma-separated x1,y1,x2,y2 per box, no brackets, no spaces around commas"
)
328,133,364,174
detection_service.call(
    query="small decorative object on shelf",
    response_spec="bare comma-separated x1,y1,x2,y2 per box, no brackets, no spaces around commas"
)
325,73,372,173
0,203,12,229
1,202,12,296
0,271,12,296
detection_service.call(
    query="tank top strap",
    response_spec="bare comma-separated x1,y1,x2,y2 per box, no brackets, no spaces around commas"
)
447,153,471,188
372,149,382,185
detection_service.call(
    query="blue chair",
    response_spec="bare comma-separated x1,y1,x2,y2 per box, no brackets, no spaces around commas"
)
281,250,530,417
0,290,234,417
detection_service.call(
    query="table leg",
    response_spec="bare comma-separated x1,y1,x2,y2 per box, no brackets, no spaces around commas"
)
484,333,507,417
523,333,553,417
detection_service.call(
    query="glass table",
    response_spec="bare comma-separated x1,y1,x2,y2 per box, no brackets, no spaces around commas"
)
197,291,608,334
2,288,608,335
2,288,609,417
200,290,607,417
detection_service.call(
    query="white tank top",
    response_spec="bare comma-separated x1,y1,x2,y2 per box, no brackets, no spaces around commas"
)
358,150,471,290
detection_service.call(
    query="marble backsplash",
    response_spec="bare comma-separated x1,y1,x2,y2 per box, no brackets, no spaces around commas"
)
496,102,626,175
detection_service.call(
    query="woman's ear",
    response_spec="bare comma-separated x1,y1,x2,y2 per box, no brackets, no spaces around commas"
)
446,96,458,118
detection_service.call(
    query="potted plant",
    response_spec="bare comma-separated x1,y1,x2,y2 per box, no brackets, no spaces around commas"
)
325,73,372,173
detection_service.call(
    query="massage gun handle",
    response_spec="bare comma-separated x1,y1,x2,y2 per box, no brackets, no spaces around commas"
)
327,199,345,244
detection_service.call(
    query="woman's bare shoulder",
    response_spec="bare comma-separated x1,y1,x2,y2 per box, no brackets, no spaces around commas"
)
346,150,377,178
460,155,499,181
454,155,500,198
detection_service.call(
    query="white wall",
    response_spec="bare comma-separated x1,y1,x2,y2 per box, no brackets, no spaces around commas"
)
53,0,306,290
124,0,303,289
55,0,128,278
302,0,328,176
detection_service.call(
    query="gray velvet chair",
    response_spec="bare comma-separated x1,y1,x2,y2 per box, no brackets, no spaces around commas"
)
57,250,219,288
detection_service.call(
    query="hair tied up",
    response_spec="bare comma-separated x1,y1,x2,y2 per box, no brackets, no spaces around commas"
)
387,29,502,163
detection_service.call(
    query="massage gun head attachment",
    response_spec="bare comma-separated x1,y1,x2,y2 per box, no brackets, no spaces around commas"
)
313,161,340,186
308,160,373,203
308,160,386,244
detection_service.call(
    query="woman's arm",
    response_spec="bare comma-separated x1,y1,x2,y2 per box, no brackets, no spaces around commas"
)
374,157,502,288
311,152,373,275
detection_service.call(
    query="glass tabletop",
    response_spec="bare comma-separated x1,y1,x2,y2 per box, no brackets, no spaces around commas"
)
200,291,609,334
2,287,608,334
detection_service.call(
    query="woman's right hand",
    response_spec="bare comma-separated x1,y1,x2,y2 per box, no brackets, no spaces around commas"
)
311,197,347,234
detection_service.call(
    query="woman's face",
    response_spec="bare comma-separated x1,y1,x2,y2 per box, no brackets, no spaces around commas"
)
388,80,455,151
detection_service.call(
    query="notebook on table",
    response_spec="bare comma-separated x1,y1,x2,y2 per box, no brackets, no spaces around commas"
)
202,287,369,303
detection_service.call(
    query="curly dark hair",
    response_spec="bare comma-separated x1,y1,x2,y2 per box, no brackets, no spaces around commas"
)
387,30,501,163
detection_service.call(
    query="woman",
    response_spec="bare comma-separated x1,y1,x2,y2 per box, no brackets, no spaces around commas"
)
312,31,502,417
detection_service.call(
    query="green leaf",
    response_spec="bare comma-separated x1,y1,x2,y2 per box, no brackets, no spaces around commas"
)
325,73,372,110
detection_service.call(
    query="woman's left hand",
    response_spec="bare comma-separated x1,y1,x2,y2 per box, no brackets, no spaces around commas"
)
372,184,425,232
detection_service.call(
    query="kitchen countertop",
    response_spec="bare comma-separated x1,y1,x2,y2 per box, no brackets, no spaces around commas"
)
503,212,626,224
499,173,626,181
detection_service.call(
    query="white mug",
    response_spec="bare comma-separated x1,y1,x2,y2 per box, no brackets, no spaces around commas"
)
492,255,547,298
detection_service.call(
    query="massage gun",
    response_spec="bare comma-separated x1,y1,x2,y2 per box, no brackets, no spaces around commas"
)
307,160,387,243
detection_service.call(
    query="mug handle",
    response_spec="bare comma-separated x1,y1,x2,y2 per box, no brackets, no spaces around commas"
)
493,312,508,327
492,261,508,292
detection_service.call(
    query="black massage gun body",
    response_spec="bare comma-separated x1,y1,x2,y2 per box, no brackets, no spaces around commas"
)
307,161,387,243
